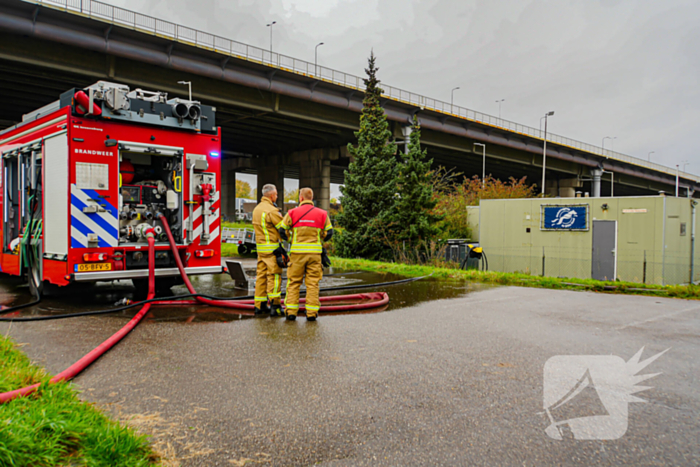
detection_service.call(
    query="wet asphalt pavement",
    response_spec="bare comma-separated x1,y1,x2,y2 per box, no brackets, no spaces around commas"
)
1,260,699,466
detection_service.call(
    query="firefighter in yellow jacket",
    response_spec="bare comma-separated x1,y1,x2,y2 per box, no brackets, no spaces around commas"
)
252,184,285,316
278,187,333,321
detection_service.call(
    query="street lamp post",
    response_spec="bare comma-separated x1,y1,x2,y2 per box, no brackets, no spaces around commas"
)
541,111,554,196
474,143,486,187
495,99,505,119
602,136,613,155
450,87,460,113
676,165,680,197
266,21,276,54
177,80,192,101
315,42,324,76
648,151,655,162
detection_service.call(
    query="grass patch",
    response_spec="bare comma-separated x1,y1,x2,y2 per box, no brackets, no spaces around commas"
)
221,242,241,257
330,256,700,300
0,335,160,466
221,221,251,229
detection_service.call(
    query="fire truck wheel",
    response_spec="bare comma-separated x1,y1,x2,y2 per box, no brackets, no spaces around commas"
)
238,244,249,255
39,282,62,297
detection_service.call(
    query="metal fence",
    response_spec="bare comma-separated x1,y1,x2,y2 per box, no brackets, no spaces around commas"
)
23,0,699,184
485,246,696,286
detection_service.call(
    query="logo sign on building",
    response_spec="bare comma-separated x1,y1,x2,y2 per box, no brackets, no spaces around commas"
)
541,205,589,231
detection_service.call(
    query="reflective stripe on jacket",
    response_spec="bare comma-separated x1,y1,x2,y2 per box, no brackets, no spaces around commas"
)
252,197,284,255
280,201,332,254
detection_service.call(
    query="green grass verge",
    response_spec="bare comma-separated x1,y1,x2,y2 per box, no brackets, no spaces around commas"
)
330,256,700,300
0,335,160,467
221,242,241,257
221,221,252,229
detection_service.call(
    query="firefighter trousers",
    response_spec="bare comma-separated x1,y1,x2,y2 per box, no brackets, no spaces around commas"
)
254,253,282,307
285,253,323,318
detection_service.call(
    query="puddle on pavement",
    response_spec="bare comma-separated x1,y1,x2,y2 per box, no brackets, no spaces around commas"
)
0,269,494,323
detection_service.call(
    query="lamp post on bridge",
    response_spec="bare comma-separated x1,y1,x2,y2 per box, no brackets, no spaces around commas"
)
648,151,655,162
315,42,324,77
541,111,554,196
450,87,460,114
495,99,505,119
602,136,616,156
266,21,276,55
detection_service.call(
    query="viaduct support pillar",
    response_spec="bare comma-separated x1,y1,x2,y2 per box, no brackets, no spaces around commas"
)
221,156,253,221
299,158,331,211
256,155,285,204
290,147,345,212
220,169,237,221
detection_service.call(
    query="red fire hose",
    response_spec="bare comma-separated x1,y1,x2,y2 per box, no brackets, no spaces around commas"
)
158,214,388,313
0,230,157,404
0,221,391,403
149,293,389,311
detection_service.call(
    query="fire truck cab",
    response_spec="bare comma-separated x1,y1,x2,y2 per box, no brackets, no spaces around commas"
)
0,81,222,294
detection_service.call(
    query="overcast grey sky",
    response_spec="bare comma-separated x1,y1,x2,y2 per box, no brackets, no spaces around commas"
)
113,0,700,192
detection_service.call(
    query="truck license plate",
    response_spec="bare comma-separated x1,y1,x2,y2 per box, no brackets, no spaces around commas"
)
74,263,112,272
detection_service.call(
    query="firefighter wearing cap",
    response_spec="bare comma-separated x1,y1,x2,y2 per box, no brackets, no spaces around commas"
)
278,187,333,321
252,184,285,316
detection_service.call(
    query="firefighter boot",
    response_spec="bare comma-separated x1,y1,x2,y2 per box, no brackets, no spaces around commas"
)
270,304,284,317
254,301,270,316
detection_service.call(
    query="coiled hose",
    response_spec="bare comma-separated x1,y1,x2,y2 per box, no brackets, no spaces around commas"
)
459,247,488,271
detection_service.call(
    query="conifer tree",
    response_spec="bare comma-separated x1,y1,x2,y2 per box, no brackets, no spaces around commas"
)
335,52,398,259
387,116,440,247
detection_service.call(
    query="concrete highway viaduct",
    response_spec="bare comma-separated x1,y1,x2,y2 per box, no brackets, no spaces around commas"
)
1,0,698,215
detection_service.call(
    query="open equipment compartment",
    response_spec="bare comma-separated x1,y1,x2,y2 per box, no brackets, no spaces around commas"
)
0,81,222,290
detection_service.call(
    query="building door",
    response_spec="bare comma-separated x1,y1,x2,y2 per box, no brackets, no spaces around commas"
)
591,220,617,281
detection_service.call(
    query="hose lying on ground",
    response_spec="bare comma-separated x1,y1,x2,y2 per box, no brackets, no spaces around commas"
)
0,221,414,401
158,213,394,313
0,229,158,404
0,274,427,322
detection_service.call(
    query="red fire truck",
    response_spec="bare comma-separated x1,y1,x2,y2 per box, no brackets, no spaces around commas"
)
0,81,222,295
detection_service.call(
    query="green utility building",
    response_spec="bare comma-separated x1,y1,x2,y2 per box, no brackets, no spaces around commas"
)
476,196,699,285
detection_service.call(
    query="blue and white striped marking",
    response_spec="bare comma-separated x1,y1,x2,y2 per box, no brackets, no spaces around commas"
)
70,184,118,248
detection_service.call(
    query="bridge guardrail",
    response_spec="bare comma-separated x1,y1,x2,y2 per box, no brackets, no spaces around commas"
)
23,0,699,184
